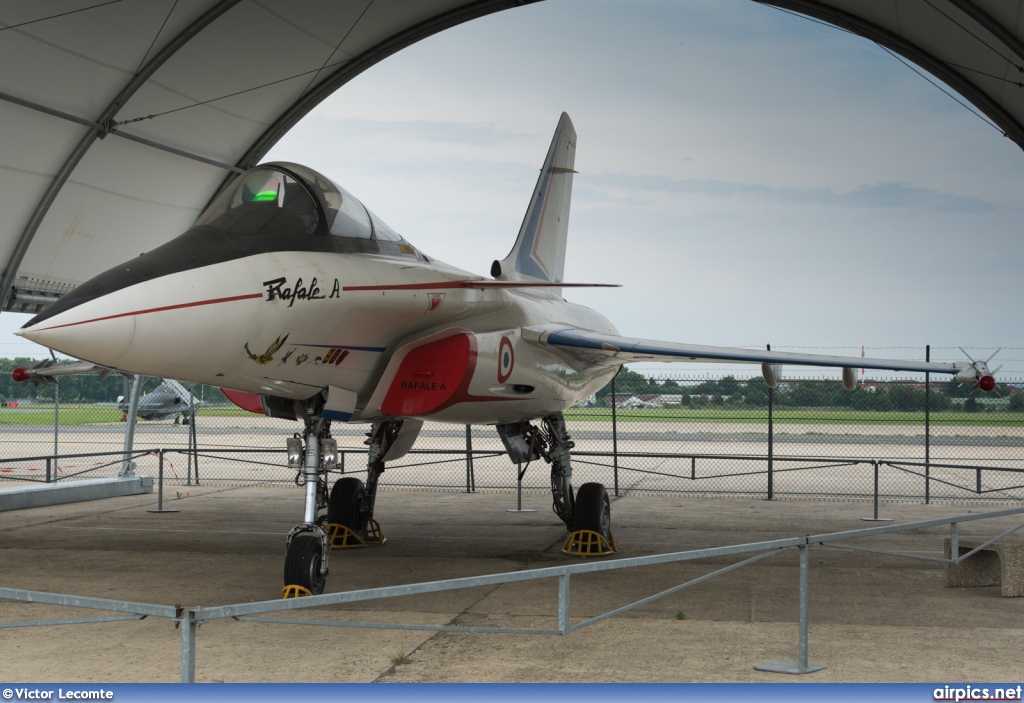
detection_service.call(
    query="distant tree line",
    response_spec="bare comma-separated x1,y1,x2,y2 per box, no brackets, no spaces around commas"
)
596,368,1023,412
0,358,228,405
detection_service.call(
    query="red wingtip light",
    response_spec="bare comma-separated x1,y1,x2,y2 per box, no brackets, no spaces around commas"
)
978,375,996,392
11,367,29,383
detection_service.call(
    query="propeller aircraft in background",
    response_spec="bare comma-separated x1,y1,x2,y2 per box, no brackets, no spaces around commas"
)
13,114,998,595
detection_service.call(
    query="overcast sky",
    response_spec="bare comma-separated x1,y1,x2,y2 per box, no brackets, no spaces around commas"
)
4,0,1023,377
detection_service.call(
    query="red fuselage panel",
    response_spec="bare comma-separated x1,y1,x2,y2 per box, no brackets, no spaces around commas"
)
221,387,265,415
381,334,473,416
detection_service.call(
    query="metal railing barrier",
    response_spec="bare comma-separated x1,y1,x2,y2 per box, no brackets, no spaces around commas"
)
3,505,1024,681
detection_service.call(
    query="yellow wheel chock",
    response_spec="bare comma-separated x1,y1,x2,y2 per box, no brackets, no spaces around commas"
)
365,519,387,545
562,529,617,557
327,520,387,550
282,584,312,599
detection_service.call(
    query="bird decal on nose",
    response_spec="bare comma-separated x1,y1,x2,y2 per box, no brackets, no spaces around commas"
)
245,334,290,365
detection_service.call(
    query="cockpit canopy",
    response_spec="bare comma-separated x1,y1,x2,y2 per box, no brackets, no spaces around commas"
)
21,164,427,330
195,162,423,258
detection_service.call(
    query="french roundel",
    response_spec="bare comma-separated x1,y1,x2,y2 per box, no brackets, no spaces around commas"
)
498,336,514,383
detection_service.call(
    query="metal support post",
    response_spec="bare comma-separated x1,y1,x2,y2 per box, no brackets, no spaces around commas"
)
611,374,619,497
120,375,144,476
976,468,982,495
950,522,959,562
691,456,696,480
507,462,535,513
797,545,817,672
862,460,893,522
925,345,931,504
755,544,825,674
558,574,571,635
190,396,199,485
465,425,475,493
767,344,774,501
45,457,51,484
148,450,179,514
53,374,59,469
180,608,197,683
186,432,193,486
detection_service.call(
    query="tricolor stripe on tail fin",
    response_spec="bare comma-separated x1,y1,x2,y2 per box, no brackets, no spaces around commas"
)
493,113,577,295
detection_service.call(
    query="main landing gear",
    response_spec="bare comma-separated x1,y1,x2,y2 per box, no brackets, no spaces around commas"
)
497,412,616,557
282,404,401,597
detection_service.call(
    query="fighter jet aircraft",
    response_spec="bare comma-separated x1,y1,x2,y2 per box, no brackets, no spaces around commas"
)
13,113,997,596
118,378,199,424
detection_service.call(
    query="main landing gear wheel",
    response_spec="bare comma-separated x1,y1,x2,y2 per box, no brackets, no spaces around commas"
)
563,482,616,557
329,477,367,532
327,477,380,548
573,482,611,539
284,534,326,596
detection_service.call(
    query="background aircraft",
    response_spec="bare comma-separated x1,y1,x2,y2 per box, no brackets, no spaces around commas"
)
12,361,200,424
12,114,996,596
118,378,199,424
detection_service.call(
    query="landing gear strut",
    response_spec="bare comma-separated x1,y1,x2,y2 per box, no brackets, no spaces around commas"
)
282,409,332,596
325,421,401,547
545,414,576,528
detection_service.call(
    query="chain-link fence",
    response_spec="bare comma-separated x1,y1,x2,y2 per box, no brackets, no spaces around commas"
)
1,366,1022,506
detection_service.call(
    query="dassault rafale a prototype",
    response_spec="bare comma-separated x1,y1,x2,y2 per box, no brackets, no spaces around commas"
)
14,114,997,595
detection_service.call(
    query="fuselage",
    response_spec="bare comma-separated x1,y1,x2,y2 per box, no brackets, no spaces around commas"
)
18,163,620,425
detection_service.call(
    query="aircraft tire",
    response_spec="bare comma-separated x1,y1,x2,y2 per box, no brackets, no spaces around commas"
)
328,477,368,534
284,534,325,595
572,482,611,540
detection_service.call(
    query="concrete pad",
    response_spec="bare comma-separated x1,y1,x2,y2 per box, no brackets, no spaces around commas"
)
0,487,1022,682
0,476,152,511
945,536,1024,596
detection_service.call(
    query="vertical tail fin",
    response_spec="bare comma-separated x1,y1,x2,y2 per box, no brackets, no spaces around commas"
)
492,113,576,295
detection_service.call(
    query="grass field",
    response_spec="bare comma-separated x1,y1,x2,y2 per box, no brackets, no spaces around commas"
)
564,407,1024,426
0,405,253,426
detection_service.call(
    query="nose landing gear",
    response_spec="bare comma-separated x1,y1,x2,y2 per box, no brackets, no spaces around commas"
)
282,412,332,597
282,413,402,597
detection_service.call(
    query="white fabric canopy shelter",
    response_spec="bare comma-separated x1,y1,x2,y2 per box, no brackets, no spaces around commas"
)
0,0,1021,313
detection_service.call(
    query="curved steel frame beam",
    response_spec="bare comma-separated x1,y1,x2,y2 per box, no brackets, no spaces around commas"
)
0,89,244,173
0,0,244,311
757,0,1024,152
945,0,1024,65
207,0,541,207
3,0,538,311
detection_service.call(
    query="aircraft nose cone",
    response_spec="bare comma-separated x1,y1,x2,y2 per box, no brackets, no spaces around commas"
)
18,301,136,365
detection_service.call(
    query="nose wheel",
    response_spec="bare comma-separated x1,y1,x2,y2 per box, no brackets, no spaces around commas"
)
284,533,327,596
